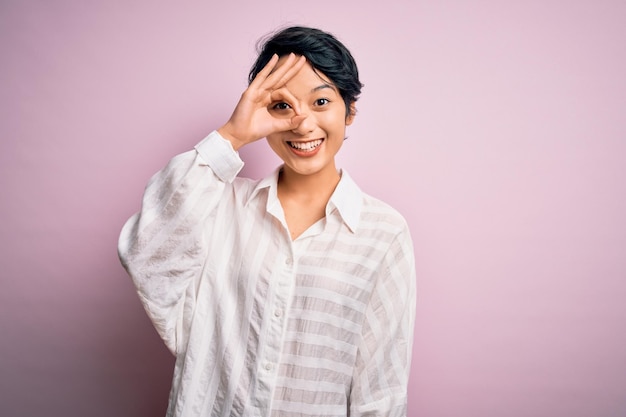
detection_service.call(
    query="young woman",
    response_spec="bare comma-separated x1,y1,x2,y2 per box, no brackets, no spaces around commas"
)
119,26,416,417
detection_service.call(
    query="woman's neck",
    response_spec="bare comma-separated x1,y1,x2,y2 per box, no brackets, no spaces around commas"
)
277,165,341,203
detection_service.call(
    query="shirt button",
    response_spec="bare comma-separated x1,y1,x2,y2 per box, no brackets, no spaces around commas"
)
285,258,293,266
264,363,273,371
274,309,283,318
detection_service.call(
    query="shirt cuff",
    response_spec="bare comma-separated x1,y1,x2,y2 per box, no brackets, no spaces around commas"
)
194,130,245,183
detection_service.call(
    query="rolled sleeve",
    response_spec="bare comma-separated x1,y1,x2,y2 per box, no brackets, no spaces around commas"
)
194,130,244,183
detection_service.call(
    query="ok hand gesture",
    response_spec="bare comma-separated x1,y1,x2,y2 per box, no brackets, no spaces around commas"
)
218,53,307,150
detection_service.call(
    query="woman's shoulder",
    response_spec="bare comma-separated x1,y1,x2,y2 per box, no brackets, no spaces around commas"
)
359,192,411,236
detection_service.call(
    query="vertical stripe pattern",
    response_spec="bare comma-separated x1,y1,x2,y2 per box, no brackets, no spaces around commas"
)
118,131,416,417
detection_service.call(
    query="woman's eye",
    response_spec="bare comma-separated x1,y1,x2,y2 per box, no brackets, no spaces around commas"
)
272,102,291,111
315,98,329,106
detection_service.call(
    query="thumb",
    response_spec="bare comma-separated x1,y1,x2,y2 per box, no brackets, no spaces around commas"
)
274,115,307,133
288,114,308,130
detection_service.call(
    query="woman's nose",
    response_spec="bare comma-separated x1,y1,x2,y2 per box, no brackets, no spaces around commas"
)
292,112,315,135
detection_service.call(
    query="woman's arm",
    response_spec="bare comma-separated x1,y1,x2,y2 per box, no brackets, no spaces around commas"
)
350,228,417,417
118,132,243,354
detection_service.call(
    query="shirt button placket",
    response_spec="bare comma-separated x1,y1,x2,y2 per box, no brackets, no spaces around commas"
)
266,255,293,371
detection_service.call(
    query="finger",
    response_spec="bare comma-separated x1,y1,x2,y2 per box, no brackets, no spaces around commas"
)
261,53,301,90
249,54,279,89
290,114,308,130
270,87,301,115
272,55,307,90
273,114,308,133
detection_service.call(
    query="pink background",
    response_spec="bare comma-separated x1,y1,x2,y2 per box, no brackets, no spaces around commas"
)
1,1,625,416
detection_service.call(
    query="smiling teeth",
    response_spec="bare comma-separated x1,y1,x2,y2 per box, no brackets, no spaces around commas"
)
289,139,323,151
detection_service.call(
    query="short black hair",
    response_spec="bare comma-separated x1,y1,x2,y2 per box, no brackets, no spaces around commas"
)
249,26,363,117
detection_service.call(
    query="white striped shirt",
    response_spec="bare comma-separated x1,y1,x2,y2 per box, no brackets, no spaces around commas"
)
118,131,416,417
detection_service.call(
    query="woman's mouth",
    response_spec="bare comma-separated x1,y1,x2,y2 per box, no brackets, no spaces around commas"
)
287,139,323,153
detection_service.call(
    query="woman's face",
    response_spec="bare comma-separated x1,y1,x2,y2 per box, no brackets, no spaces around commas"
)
265,57,354,178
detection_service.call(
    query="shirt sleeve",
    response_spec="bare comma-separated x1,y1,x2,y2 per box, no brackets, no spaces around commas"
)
117,131,244,355
349,227,417,417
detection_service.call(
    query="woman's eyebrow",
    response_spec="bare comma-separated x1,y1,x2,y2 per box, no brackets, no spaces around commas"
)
311,83,336,93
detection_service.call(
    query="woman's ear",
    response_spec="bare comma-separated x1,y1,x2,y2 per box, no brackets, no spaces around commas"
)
346,102,357,125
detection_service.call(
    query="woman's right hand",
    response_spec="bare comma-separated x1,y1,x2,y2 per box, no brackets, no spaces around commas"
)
218,53,307,150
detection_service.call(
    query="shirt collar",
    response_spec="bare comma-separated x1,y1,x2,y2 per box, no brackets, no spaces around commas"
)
326,169,362,233
246,167,363,233
246,167,280,206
